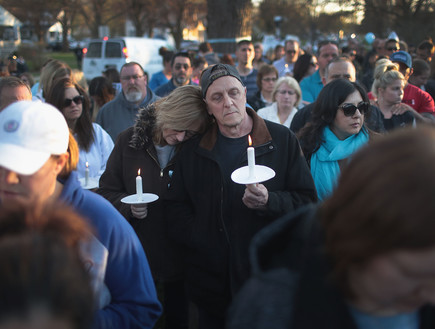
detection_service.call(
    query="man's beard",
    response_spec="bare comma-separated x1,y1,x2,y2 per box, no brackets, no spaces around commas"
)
125,90,143,103
174,76,188,85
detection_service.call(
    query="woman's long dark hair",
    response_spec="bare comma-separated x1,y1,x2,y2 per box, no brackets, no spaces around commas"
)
297,79,369,158
46,78,94,152
293,53,315,82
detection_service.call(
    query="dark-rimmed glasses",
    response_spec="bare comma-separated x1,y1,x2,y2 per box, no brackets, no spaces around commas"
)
120,74,144,81
339,102,369,117
64,95,84,108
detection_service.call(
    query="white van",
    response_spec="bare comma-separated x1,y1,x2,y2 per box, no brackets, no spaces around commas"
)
82,37,171,81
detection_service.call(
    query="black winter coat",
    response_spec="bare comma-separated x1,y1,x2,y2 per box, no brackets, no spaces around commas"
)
98,105,184,282
164,108,317,316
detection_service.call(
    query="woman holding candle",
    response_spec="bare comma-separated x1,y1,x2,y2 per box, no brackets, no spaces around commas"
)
98,85,212,329
46,77,114,182
297,79,371,200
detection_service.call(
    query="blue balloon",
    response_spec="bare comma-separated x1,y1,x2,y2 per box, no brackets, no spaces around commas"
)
365,32,375,44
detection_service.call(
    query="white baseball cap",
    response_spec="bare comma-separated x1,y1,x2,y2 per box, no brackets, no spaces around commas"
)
0,100,69,175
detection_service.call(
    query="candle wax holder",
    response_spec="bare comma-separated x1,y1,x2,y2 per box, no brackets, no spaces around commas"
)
79,177,99,189
121,193,159,205
231,165,276,185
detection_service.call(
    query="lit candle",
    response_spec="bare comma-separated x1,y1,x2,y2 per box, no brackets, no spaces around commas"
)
136,169,143,201
85,162,89,186
284,63,290,76
247,135,255,178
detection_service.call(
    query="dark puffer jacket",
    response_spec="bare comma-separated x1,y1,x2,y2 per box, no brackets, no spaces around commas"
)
98,105,183,282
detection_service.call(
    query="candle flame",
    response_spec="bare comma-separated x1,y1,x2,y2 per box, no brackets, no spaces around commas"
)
86,162,89,168
248,135,252,146
138,169,141,176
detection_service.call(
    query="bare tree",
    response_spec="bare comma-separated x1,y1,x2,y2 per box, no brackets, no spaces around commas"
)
78,0,124,38
57,0,82,51
0,0,60,42
158,0,206,49
340,0,435,42
121,0,160,37
206,0,253,54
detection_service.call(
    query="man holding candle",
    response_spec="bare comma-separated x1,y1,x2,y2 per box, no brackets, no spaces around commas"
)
165,64,317,328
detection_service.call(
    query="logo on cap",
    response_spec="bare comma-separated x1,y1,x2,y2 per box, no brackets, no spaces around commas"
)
4,120,19,132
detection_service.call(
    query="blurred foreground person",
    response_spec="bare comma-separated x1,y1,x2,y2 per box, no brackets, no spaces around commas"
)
228,126,435,329
0,101,161,329
0,202,94,329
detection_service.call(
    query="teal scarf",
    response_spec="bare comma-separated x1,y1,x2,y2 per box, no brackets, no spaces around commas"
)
310,126,369,200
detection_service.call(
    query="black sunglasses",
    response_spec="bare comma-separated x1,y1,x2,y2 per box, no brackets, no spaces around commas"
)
387,47,398,52
64,95,84,107
339,102,369,117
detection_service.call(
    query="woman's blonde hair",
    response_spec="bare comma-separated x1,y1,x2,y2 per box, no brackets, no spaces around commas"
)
272,76,302,107
371,59,405,98
39,60,72,99
58,132,79,179
153,85,211,145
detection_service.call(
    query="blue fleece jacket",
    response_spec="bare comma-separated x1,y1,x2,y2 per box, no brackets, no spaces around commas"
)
59,171,162,329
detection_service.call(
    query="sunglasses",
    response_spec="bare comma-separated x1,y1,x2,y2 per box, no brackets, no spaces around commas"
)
339,102,369,117
387,47,398,52
64,95,84,108
262,77,277,82
286,50,296,55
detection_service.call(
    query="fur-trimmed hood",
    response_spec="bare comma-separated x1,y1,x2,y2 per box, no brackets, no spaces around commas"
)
129,104,156,150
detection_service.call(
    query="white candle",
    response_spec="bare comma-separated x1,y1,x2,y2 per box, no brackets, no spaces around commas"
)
136,169,143,201
85,162,89,186
247,135,255,178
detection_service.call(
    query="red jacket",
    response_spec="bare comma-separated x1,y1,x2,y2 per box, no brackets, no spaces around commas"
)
368,83,435,115
403,83,435,114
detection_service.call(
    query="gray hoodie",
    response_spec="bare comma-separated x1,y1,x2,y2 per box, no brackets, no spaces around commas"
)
96,86,159,142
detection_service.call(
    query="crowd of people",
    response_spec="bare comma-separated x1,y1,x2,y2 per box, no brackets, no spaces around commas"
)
1,33,435,329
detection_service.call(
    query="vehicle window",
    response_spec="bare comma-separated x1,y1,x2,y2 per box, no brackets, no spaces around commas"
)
105,42,122,58
86,42,102,58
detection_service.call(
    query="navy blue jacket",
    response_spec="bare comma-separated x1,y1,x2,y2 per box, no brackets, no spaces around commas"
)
60,171,162,328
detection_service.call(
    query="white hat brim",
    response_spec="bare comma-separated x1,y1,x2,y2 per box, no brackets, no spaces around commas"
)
0,143,51,175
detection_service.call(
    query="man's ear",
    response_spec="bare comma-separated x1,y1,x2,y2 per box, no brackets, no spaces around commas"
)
204,99,213,115
54,153,69,176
